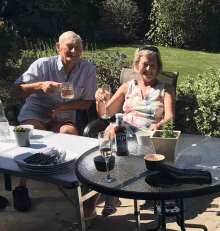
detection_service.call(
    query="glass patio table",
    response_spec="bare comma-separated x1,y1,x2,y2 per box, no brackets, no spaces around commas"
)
75,134,220,231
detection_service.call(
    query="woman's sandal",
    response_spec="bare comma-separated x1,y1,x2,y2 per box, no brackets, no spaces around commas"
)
70,211,97,230
101,205,117,217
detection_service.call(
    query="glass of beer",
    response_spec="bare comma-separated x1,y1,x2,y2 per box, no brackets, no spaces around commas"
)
98,131,115,183
61,82,74,99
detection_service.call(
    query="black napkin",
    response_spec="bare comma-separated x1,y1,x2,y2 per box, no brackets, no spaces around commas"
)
0,196,9,209
145,164,212,187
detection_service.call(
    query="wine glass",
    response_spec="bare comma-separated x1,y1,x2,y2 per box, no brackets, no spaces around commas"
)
101,84,111,119
98,131,115,183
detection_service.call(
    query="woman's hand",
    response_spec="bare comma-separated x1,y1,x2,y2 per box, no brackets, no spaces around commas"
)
95,88,111,103
105,123,116,140
150,123,162,131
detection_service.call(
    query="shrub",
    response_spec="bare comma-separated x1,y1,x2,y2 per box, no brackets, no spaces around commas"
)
85,51,131,94
175,68,220,137
97,0,143,43
0,20,18,64
162,118,175,138
146,0,220,51
20,38,58,58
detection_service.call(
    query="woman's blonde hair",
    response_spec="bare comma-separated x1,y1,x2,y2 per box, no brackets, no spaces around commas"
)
132,46,163,74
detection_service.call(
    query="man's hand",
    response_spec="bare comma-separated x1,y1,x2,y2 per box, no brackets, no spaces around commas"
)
41,81,61,94
44,105,60,120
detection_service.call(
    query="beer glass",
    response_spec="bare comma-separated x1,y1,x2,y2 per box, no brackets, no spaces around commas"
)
101,84,111,119
98,131,115,183
61,82,74,99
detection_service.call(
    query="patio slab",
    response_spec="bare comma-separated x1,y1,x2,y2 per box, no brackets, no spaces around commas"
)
0,174,220,231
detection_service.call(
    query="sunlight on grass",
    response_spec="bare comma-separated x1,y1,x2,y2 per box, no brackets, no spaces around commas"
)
82,44,219,84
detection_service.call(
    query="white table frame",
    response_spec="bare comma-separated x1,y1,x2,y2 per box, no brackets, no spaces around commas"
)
0,127,98,231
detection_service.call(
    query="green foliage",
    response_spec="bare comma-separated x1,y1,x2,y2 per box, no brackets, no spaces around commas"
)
13,125,29,132
0,20,18,63
175,68,220,137
97,0,143,43
161,118,175,138
85,51,131,94
2,0,98,40
147,0,220,51
20,38,58,58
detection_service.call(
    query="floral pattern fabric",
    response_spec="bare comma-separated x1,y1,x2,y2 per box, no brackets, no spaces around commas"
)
123,79,165,129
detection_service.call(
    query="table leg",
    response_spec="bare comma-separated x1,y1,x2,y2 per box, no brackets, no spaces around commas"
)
134,199,141,231
161,200,166,231
74,185,86,231
4,174,12,191
177,198,208,231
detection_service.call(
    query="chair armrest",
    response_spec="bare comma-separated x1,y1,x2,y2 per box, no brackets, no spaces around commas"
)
83,118,110,137
76,109,88,136
4,105,20,125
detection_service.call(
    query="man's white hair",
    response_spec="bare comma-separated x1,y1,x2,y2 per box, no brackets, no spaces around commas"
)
59,31,83,48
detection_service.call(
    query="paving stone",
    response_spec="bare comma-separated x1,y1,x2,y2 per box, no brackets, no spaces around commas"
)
1,174,220,231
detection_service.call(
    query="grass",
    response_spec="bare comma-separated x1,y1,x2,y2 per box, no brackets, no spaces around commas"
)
14,37,220,85
82,44,220,85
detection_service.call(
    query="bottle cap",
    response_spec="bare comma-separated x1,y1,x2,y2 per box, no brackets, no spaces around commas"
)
116,113,123,119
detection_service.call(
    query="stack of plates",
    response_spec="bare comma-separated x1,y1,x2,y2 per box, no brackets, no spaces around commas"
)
13,149,79,175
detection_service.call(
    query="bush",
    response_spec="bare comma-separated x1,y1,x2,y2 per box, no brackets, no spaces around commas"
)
175,68,220,137
3,41,131,106
85,51,131,94
146,0,220,51
97,0,143,43
1,1,99,41
0,20,18,64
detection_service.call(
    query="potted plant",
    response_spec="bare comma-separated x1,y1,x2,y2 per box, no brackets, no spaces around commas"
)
13,125,31,147
150,118,181,162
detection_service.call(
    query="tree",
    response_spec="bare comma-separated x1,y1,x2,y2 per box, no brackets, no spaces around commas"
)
97,0,143,43
146,0,220,51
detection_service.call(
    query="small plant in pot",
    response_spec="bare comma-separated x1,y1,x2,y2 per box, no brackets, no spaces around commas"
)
13,126,31,147
150,118,181,162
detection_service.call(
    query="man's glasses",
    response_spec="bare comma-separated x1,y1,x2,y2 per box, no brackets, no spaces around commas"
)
139,46,159,53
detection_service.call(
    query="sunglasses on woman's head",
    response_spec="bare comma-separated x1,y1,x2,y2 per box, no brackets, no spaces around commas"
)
139,46,159,53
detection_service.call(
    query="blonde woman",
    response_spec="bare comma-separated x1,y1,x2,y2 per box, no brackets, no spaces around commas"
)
95,45,175,216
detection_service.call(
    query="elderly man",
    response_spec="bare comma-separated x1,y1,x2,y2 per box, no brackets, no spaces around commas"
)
9,31,99,219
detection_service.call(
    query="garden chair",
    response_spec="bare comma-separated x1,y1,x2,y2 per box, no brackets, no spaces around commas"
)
3,57,97,191
4,57,93,133
82,68,179,138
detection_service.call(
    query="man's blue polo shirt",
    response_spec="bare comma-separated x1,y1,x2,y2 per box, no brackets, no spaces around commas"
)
14,55,97,123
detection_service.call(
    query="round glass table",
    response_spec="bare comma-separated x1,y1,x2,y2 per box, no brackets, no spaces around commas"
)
75,134,220,231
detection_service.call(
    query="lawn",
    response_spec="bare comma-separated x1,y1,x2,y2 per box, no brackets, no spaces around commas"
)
82,44,220,84
1,41,219,107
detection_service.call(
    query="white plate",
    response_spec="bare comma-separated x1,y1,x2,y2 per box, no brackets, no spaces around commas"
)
17,165,75,175
14,149,79,167
15,161,76,171
14,157,76,169
16,161,76,171
16,162,75,173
